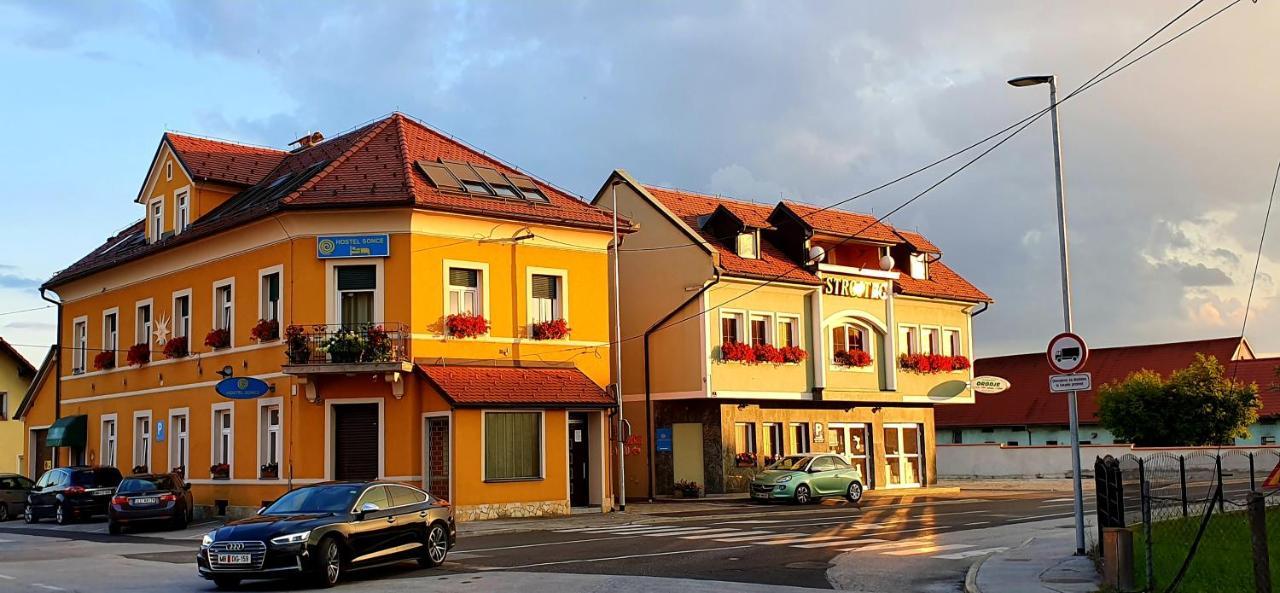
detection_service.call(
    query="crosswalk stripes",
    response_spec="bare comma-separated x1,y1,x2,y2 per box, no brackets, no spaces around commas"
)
934,547,1009,560
712,531,805,543
756,534,851,546
680,530,774,540
842,540,926,552
882,544,974,556
637,528,740,537
792,537,886,549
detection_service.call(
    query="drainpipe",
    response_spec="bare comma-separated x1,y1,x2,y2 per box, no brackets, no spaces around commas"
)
970,302,989,317
40,287,62,463
644,269,720,500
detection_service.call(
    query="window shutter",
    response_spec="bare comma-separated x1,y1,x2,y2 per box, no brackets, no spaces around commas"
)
337,265,377,291
449,268,479,288
267,274,280,301
531,274,557,299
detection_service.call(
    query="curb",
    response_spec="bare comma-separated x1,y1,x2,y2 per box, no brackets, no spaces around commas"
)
963,552,990,593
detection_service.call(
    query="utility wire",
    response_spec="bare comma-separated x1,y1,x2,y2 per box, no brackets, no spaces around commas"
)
0,305,54,317
1232,157,1279,381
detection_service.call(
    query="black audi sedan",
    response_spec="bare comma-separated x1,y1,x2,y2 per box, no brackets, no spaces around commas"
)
197,481,455,589
108,473,193,534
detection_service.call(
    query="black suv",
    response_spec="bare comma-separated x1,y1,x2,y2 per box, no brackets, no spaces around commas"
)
26,466,123,525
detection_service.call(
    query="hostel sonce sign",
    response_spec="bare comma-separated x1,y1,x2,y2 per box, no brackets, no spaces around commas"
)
823,276,888,300
316,234,390,259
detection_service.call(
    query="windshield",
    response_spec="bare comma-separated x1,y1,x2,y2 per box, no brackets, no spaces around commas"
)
767,456,811,471
264,485,363,515
71,468,123,487
118,476,178,493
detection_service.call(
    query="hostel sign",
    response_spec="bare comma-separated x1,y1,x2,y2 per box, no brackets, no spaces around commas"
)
823,276,888,300
316,234,390,259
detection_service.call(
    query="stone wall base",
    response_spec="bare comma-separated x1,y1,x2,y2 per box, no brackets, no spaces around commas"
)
195,504,260,522
455,500,570,521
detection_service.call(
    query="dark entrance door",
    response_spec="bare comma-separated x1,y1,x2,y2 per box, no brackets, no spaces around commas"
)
568,413,590,507
32,429,51,475
425,416,450,500
334,404,379,481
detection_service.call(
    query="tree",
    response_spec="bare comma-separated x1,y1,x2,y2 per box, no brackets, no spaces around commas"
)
1096,354,1260,446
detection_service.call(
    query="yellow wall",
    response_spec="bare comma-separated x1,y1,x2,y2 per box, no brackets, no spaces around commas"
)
706,280,813,396
892,296,975,404
0,352,32,474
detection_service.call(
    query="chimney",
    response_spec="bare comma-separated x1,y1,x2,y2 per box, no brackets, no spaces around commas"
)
289,131,324,151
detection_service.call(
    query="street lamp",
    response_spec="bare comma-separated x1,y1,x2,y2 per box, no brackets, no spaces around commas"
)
1008,74,1086,556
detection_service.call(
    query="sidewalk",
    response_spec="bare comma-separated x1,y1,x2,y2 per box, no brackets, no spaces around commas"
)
966,532,1100,593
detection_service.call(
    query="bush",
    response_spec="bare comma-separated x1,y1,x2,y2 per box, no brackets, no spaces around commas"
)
1097,353,1259,446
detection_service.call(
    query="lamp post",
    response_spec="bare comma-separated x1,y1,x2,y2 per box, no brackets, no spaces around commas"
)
1009,74,1085,556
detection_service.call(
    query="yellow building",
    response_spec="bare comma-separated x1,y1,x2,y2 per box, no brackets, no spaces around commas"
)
18,113,630,520
0,339,36,474
594,172,991,496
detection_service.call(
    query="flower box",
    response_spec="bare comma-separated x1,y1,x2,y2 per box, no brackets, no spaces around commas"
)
752,343,784,364
445,313,489,339
126,343,150,367
898,353,971,374
779,346,808,364
735,451,758,467
210,463,230,480
834,349,873,368
531,318,571,340
260,463,279,480
951,355,971,370
673,480,702,498
284,325,311,364
162,336,189,359
204,328,231,350
721,341,755,363
250,319,280,342
92,351,116,371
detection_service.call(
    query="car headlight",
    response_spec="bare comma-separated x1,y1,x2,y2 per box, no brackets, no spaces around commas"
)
270,530,311,545
201,532,215,548
776,475,793,483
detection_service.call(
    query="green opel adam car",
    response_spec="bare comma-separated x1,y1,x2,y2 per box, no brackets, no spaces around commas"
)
749,454,864,504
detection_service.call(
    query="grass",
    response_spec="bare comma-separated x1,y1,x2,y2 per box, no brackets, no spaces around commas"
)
1133,504,1278,593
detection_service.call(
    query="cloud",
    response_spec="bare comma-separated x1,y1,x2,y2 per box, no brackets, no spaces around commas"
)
1171,263,1233,287
1,320,54,331
0,273,41,290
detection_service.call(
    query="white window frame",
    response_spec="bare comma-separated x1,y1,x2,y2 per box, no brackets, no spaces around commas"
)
790,422,811,454
257,396,283,479
719,309,746,345
100,414,118,467
526,267,568,332
776,315,801,349
883,423,924,488
897,324,920,356
168,408,189,475
148,197,164,242
102,308,119,367
172,288,192,340
909,253,928,279
211,402,234,478
831,320,875,372
174,187,191,234
443,260,490,321
325,259,385,326
942,328,962,357
72,316,88,373
258,265,284,325
212,277,235,347
135,298,153,347
736,230,760,259
133,410,152,472
920,326,941,356
165,159,173,181
480,409,545,482
748,312,774,347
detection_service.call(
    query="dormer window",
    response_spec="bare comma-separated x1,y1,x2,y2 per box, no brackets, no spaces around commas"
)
909,253,928,280
175,190,190,234
736,231,760,259
148,198,164,243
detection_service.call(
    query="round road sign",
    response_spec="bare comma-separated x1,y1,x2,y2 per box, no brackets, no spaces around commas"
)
1046,332,1088,374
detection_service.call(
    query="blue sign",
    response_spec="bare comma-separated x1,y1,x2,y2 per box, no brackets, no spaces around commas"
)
155,420,166,443
316,234,390,259
215,377,272,400
655,428,673,453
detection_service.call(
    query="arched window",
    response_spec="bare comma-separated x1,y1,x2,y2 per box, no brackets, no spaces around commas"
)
831,322,867,362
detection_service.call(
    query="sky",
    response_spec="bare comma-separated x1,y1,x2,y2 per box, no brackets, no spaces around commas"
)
1,0,1279,365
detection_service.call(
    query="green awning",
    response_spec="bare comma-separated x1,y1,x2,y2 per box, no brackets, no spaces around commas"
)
47,415,87,448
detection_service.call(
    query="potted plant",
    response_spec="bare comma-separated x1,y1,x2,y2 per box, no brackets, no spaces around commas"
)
131,465,148,474
362,325,393,362
445,313,489,339
322,329,365,364
162,336,188,359
284,325,311,364
204,328,231,350
531,318,571,340
721,341,755,363
779,346,808,364
250,318,280,342
752,343,784,364
835,349,873,368
260,462,279,480
673,480,702,498
735,451,758,467
210,463,230,480
93,351,116,371
951,355,971,370
126,343,150,366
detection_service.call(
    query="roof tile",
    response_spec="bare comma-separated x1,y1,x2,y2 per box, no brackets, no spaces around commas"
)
165,133,286,187
419,364,613,407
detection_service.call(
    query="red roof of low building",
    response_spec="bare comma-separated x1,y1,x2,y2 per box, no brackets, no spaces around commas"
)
936,337,1250,428
165,133,287,187
418,364,614,408
1224,357,1280,419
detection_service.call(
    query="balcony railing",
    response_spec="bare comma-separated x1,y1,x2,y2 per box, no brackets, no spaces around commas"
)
283,323,410,366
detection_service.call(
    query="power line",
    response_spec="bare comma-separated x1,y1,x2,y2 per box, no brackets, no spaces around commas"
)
0,305,54,317
1232,157,1279,381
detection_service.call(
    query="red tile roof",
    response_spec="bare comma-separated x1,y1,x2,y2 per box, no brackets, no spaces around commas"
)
895,261,991,303
1224,358,1280,418
936,337,1249,428
642,186,822,285
895,230,941,254
419,364,613,407
779,200,903,244
165,133,287,187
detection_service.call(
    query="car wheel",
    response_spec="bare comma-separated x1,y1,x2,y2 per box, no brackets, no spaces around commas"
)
23,502,37,524
212,576,240,590
0,503,9,522
54,504,70,525
172,510,188,530
794,484,812,505
313,536,343,588
846,481,864,504
108,520,121,535
419,523,449,568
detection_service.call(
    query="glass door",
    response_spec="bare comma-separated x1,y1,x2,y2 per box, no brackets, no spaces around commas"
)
883,424,923,488
829,423,870,486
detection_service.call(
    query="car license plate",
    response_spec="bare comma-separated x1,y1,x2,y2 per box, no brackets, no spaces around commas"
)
217,553,252,565
131,497,158,505
751,491,767,499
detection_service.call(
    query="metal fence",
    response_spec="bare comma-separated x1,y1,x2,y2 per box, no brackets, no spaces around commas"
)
1095,450,1280,593
282,323,410,365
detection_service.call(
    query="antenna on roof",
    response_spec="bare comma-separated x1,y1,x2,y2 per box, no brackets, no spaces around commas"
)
289,131,324,151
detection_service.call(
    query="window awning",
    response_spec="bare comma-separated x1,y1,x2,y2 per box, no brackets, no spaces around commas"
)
419,364,614,408
46,415,87,448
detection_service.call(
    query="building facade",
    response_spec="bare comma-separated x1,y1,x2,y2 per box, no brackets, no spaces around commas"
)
18,113,628,520
0,339,36,473
594,172,991,496
935,337,1280,447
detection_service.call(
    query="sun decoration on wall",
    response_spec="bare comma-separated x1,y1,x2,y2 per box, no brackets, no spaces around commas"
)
153,312,172,346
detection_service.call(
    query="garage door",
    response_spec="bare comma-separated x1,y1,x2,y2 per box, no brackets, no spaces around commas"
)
334,404,379,480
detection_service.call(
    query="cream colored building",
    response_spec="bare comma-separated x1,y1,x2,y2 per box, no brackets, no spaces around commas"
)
594,172,991,496
0,339,37,474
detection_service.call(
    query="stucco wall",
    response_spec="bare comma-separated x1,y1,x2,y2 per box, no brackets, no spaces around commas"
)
937,443,1280,479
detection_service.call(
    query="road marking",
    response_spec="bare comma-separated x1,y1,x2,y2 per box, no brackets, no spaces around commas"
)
964,521,990,526
556,525,667,533
1044,498,1075,503
713,531,805,543
883,543,974,556
793,537,887,549
677,529,759,540
845,540,928,552
0,574,14,580
743,509,985,529
1008,512,1074,522
706,498,993,525
458,536,633,553
935,547,1009,560
32,585,66,591
473,545,753,570
756,534,850,545
637,527,740,537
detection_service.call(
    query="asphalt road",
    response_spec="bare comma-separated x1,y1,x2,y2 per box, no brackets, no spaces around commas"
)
0,490,1093,593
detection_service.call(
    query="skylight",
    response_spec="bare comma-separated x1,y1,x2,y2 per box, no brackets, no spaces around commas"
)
417,159,551,203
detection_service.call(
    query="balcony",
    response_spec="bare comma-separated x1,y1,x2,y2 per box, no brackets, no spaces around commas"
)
281,323,413,401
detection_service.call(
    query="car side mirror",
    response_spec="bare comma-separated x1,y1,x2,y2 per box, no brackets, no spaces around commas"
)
30,485,41,492
355,502,379,520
